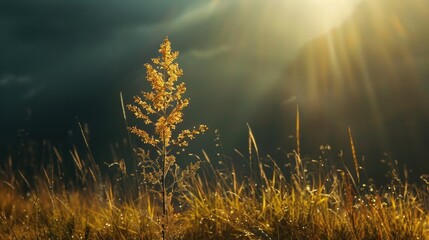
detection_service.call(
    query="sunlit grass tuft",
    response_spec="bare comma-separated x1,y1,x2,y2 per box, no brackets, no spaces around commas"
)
182,128,429,239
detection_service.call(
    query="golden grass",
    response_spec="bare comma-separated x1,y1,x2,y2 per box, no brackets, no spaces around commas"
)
1,132,429,239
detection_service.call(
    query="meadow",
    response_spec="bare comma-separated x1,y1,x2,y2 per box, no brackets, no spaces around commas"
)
1,38,429,240
1,128,429,240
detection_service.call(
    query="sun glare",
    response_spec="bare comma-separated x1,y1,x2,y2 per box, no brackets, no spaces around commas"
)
305,0,362,31
285,0,429,164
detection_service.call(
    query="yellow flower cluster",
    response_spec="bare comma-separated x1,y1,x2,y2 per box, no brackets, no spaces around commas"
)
128,37,207,148
172,125,209,147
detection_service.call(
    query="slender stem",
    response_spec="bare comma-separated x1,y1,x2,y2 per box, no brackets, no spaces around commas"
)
162,63,168,240
162,140,166,240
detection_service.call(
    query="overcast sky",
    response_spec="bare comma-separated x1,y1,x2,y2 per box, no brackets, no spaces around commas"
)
2,0,429,182
0,0,360,150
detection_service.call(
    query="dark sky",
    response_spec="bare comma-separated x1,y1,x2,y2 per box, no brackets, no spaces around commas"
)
1,0,428,181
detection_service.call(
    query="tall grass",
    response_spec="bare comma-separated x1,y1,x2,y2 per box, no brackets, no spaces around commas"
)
1,126,429,239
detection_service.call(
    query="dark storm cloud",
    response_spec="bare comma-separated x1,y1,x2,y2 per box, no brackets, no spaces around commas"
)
0,74,37,99
0,0,196,89
0,0,351,102
0,0,359,164
0,0,183,42
0,0,204,146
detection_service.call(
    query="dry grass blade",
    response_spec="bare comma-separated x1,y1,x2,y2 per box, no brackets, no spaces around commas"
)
348,127,360,183
296,105,300,157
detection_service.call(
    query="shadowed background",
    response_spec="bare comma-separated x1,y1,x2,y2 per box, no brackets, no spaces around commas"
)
1,0,428,182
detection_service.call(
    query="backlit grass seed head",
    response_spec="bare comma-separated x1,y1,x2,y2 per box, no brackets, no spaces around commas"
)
127,37,207,148
127,37,207,240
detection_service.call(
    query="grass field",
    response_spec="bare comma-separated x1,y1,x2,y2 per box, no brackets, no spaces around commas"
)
1,128,428,240
1,38,428,240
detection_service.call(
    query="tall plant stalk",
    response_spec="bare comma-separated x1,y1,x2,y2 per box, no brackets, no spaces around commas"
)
127,37,207,239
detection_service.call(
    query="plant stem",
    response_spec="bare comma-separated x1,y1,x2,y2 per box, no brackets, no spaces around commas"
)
162,67,167,240
162,141,166,240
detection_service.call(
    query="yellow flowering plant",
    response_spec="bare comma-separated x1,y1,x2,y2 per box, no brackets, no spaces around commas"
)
128,37,207,239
